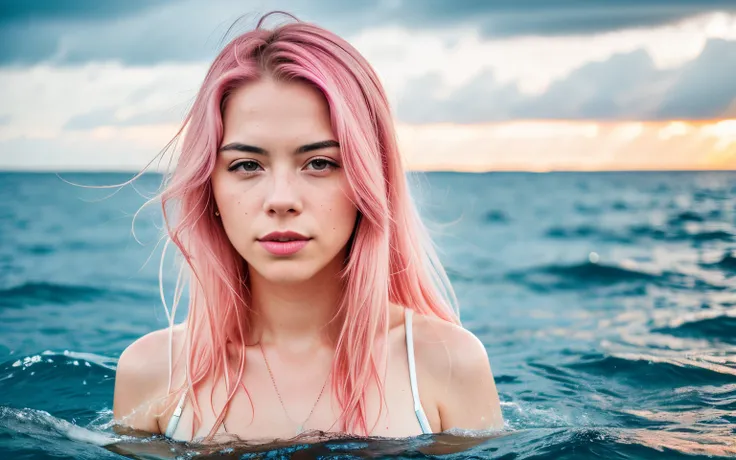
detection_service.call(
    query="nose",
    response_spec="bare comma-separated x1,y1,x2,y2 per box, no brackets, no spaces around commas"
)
262,168,302,216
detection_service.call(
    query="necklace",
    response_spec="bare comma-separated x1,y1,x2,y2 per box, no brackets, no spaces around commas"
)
258,342,332,435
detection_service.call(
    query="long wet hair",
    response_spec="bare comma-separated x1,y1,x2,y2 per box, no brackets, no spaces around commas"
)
151,10,460,440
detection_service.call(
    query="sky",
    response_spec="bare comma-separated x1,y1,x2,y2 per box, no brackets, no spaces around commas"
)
1,0,736,172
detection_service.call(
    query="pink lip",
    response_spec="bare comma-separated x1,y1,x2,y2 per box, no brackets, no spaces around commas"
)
257,231,311,256
258,239,310,256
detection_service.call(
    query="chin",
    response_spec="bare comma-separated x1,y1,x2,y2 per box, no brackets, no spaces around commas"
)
249,261,322,285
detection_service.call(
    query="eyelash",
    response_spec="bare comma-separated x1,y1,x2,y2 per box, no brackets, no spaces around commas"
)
228,158,340,175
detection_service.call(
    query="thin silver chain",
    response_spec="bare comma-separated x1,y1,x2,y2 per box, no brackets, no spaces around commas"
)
258,342,332,434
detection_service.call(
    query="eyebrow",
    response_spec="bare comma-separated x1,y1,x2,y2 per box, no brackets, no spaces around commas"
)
218,140,340,155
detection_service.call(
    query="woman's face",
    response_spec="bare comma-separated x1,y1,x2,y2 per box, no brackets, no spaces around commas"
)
211,77,358,285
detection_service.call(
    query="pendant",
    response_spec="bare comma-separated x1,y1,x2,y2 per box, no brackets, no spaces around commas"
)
296,424,304,435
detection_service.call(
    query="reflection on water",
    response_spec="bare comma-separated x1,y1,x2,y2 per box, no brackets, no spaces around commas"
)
1,171,735,459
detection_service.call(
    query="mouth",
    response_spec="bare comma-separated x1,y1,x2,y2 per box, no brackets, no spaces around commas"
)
257,231,311,242
257,231,312,256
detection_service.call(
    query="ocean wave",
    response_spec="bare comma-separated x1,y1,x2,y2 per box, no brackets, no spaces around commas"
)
0,282,150,308
543,224,637,243
711,251,736,272
628,225,734,243
1,351,117,373
494,375,520,384
694,189,730,202
545,225,600,239
483,210,510,224
574,202,603,215
616,426,736,458
566,352,736,386
18,244,56,255
507,260,657,291
543,222,735,246
667,210,706,225
0,282,105,307
652,313,736,344
611,200,630,211
0,406,120,447
0,351,117,422
0,351,117,394
674,383,736,412
691,230,735,243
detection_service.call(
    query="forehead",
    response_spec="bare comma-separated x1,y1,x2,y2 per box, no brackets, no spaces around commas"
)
221,78,334,143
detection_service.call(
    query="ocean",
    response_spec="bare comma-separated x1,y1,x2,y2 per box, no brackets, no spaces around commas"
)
0,171,734,459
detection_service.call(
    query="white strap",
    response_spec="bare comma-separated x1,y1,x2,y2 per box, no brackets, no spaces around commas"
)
405,309,432,434
164,392,187,438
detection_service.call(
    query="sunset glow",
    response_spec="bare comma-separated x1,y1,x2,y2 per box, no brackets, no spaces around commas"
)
398,119,736,172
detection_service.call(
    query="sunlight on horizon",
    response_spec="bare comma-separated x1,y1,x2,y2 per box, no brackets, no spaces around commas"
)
398,119,736,172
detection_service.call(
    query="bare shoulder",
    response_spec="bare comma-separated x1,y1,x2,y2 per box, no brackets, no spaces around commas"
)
411,312,504,431
411,312,490,388
112,324,186,434
412,312,486,366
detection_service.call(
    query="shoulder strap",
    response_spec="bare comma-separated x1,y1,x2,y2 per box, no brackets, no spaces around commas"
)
404,309,432,434
164,392,187,438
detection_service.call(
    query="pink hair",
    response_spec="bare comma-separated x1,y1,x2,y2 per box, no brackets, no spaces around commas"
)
151,10,460,440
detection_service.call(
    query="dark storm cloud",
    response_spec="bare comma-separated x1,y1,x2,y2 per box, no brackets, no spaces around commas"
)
0,0,175,24
655,39,736,118
409,0,736,37
395,38,736,122
1,0,735,66
4,0,735,123
0,0,218,66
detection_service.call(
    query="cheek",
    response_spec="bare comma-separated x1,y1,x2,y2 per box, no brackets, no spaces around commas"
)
212,178,257,238
320,188,358,236
213,172,255,213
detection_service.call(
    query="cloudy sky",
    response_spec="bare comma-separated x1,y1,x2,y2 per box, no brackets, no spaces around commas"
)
1,0,736,171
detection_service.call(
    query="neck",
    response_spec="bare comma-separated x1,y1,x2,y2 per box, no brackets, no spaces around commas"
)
247,258,345,353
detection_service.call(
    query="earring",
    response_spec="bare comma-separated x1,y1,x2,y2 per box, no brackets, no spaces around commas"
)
215,210,220,217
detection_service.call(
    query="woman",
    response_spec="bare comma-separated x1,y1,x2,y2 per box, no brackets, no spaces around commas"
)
112,10,503,443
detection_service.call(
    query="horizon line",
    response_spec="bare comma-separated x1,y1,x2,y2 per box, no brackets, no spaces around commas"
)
1,167,735,174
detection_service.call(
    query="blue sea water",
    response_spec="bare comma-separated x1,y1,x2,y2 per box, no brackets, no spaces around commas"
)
0,170,735,459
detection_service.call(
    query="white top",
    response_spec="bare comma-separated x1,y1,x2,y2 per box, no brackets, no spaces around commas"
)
164,308,432,438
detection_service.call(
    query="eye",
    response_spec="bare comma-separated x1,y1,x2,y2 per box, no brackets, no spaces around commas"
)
229,160,262,173
306,158,338,172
